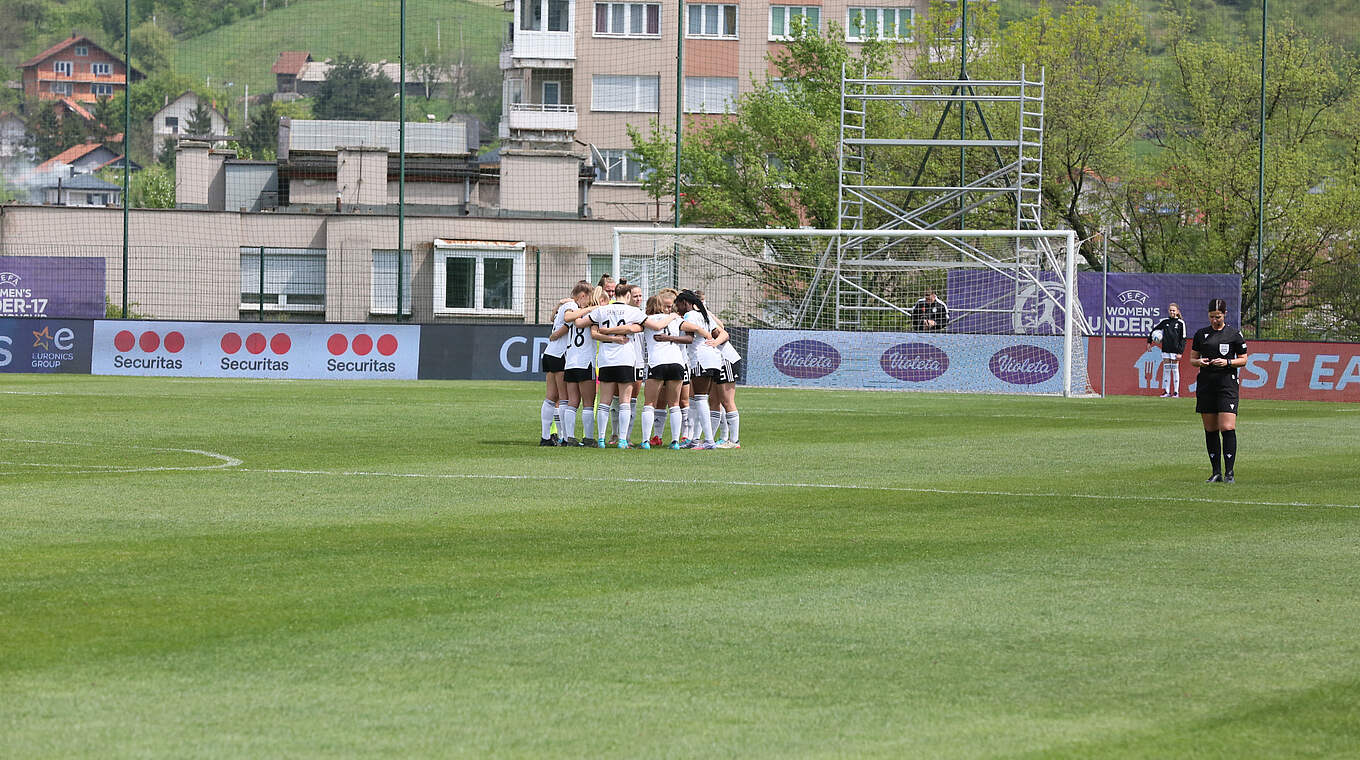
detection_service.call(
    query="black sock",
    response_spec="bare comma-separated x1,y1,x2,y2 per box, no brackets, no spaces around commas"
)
1205,430,1222,474
1221,430,1237,474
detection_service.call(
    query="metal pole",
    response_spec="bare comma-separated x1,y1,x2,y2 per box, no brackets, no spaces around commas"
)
534,247,541,323
674,1,684,226
398,0,407,321
958,0,967,229
1101,229,1108,398
121,0,130,318
1255,0,1267,337
259,246,265,320
1062,231,1076,397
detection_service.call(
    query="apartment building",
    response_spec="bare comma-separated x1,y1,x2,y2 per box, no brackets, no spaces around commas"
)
500,0,927,221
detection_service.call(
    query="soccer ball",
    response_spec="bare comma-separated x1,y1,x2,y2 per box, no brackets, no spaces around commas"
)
1150,329,1163,343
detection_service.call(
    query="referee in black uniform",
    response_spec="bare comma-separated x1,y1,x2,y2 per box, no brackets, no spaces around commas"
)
1188,298,1250,483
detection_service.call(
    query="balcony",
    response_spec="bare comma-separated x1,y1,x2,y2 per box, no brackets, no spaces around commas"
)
505,31,574,69
504,102,577,135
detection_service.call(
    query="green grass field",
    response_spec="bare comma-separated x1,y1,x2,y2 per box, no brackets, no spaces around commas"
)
170,0,508,97
3,375,1359,758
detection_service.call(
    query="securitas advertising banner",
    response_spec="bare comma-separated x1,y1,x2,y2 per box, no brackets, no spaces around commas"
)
92,321,419,379
0,318,93,373
747,329,1068,394
1095,336,1360,402
0,256,106,319
946,272,1241,338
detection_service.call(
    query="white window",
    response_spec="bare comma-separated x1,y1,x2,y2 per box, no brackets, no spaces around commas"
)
239,247,327,313
684,76,738,114
92,84,114,96
769,6,820,39
846,7,913,41
542,80,561,105
596,148,647,183
371,250,413,316
504,77,523,110
687,3,737,38
595,2,660,36
92,62,112,76
54,61,73,75
50,82,73,95
165,116,179,131
591,74,659,112
74,46,89,56
433,242,526,315
521,0,571,32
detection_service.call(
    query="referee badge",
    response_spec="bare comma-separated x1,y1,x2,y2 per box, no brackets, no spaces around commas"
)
1218,345,1229,356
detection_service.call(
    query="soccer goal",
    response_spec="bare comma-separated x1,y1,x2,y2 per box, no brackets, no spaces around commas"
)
612,226,1093,397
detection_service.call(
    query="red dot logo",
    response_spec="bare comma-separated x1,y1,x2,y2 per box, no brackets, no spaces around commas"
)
221,332,242,354
163,331,185,353
327,334,348,355
245,333,267,354
114,330,135,352
351,334,373,356
376,334,398,356
139,331,160,352
270,333,291,355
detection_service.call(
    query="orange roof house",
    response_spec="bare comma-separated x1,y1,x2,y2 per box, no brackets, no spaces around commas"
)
20,35,144,104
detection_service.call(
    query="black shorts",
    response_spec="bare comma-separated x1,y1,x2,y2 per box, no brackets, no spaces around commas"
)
598,365,636,384
541,353,565,373
564,366,593,383
1196,373,1240,414
682,365,691,385
728,359,742,383
634,366,648,383
649,363,685,382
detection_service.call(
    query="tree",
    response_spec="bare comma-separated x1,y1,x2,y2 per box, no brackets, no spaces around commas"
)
90,95,118,144
99,165,174,208
185,100,214,137
127,20,173,75
313,56,395,121
23,100,64,161
241,100,280,158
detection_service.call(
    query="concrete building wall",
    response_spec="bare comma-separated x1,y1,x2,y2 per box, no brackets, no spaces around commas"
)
500,151,579,215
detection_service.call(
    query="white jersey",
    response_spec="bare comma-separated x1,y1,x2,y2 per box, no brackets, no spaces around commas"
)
719,339,741,364
544,302,572,358
588,302,647,368
630,329,647,369
682,309,724,370
564,309,595,370
645,316,688,367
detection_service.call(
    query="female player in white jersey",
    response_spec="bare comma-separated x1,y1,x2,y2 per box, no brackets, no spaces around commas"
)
674,290,723,450
538,282,580,445
560,282,603,446
579,282,648,448
601,291,690,449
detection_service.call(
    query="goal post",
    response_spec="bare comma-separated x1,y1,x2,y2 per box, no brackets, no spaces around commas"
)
612,226,1092,397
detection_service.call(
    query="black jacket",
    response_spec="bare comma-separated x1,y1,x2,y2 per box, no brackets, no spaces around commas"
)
1149,316,1187,353
910,297,948,332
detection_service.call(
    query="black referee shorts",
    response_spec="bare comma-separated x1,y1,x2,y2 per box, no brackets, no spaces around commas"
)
1195,373,1240,414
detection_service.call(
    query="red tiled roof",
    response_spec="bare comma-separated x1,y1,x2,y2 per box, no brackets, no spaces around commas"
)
272,51,313,75
36,142,105,172
21,36,86,68
58,97,95,121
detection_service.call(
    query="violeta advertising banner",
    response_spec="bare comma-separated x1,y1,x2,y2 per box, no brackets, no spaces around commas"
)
747,329,1068,394
1093,336,1360,402
0,318,93,373
92,321,419,379
0,256,106,319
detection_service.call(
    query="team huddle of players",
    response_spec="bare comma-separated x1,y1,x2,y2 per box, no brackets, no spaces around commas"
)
538,277,742,450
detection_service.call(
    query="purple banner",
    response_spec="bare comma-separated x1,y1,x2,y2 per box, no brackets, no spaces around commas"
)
946,271,1241,337
0,256,106,319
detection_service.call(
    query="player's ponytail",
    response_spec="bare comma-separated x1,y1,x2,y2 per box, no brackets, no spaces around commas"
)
676,290,710,326
1207,298,1228,314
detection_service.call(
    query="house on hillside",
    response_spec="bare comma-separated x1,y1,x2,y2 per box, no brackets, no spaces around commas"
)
289,58,456,97
0,112,31,161
36,142,141,176
42,172,123,207
19,35,144,103
152,92,231,157
272,51,314,96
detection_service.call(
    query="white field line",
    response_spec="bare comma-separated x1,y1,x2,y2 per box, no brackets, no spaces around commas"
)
0,438,242,473
232,466,1360,511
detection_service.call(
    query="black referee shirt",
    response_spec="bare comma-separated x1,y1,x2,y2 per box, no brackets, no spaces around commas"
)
1191,325,1248,379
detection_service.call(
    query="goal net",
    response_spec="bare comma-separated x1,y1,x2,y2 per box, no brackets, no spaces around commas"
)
612,227,1093,397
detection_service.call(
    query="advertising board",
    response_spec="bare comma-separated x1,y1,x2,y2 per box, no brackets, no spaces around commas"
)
0,318,93,374
0,257,106,319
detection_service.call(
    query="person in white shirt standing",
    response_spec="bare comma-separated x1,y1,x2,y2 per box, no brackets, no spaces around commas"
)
674,290,723,450
561,282,603,446
578,282,648,449
538,284,576,445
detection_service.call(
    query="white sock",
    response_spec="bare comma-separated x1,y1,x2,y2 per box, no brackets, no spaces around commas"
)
630,400,638,438
1162,365,1172,393
1171,364,1181,393
609,400,620,438
540,400,555,438
582,408,595,439
692,394,713,442
668,406,682,443
641,405,655,442
681,407,690,439
555,401,567,434
725,410,740,443
710,409,722,440
596,404,611,440
562,406,577,440
618,404,633,443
